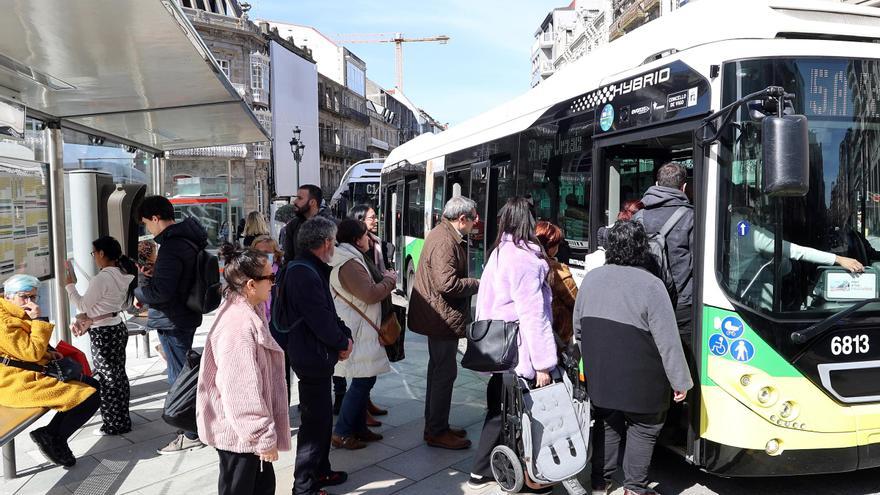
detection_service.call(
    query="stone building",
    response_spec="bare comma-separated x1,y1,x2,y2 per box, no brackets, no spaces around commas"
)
168,0,272,225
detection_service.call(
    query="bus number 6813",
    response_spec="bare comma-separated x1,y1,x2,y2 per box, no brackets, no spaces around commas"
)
830,335,870,356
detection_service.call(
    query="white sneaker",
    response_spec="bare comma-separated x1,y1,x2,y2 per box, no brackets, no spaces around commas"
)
467,473,496,489
561,477,588,495
156,433,206,455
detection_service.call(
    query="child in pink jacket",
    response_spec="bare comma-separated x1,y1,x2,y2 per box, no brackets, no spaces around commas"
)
197,246,291,495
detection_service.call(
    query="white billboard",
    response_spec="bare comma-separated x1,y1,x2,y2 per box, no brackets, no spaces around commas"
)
270,41,319,197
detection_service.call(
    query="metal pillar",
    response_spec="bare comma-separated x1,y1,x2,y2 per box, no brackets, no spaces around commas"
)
227,160,234,243
2,440,15,479
47,124,71,342
152,153,167,196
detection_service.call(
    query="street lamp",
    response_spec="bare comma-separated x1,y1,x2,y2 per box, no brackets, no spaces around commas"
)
289,126,305,190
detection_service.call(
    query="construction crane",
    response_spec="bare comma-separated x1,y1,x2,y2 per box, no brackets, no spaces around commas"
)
333,33,450,92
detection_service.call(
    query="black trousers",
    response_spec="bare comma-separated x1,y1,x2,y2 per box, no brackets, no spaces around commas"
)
471,373,504,478
424,337,458,436
46,388,101,440
217,449,275,495
596,407,666,494
294,375,333,495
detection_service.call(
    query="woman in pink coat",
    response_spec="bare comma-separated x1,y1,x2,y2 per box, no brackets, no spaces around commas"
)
468,197,558,494
197,245,291,495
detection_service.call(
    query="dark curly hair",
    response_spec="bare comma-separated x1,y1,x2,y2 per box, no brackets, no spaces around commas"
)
219,242,269,296
605,220,650,267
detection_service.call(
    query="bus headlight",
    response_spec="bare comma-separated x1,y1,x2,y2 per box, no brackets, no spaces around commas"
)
756,386,777,406
765,438,783,456
779,401,799,420
740,374,752,387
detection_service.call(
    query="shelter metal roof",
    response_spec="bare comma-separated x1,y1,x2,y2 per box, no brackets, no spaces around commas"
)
0,0,268,152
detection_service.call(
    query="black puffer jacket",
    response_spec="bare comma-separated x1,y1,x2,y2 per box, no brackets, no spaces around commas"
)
638,185,695,307
134,217,208,330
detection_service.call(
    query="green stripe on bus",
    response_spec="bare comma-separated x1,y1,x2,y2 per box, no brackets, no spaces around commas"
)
701,306,802,386
404,238,425,272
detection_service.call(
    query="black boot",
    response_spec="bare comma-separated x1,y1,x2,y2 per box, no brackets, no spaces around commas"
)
30,427,75,467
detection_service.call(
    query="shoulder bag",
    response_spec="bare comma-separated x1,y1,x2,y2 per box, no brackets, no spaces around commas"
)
461,248,520,373
332,288,401,346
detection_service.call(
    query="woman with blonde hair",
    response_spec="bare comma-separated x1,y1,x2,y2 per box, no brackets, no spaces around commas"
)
241,211,270,248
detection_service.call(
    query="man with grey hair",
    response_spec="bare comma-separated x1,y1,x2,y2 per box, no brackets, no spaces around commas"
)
277,216,354,494
408,195,480,450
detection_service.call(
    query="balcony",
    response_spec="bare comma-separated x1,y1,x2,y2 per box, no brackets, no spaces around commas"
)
252,87,268,106
320,138,371,161
611,0,660,40
232,83,247,97
540,61,555,77
252,142,270,160
369,137,390,151
319,97,342,115
167,144,248,159
538,31,554,48
343,106,371,126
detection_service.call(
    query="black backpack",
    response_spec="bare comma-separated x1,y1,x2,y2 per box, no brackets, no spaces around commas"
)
635,206,688,308
182,239,221,314
162,350,201,433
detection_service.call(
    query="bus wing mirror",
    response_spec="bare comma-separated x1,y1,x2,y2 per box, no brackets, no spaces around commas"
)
762,115,809,197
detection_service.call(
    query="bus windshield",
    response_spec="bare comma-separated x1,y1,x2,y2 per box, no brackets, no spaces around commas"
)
718,57,880,315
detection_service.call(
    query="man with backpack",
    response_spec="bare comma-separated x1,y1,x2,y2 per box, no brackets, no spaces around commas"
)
636,162,695,340
135,195,210,455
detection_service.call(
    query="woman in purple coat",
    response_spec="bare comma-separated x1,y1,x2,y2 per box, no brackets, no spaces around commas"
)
468,197,558,494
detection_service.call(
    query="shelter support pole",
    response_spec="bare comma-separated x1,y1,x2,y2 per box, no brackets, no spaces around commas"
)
227,160,233,243
152,154,166,196
47,123,71,342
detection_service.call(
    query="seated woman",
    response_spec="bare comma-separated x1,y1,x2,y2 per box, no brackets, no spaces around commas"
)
0,274,100,467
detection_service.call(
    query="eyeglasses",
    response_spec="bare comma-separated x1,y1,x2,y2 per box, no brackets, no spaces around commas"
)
15,292,39,303
253,273,276,283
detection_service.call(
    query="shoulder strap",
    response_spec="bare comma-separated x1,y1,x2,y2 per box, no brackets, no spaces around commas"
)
332,287,381,332
658,207,689,238
179,237,202,254
0,355,47,374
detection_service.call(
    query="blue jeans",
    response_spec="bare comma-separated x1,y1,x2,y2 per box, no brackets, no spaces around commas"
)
333,376,376,437
158,328,197,439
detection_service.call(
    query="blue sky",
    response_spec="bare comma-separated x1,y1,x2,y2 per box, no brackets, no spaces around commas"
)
251,0,562,127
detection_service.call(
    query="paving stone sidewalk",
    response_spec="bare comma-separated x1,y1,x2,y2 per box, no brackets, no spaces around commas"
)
0,314,588,495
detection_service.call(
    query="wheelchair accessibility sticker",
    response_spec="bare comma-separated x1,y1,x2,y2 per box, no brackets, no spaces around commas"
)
709,334,729,356
721,317,745,339
730,339,755,362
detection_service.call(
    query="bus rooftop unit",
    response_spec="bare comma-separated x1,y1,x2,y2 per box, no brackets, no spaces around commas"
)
380,0,880,477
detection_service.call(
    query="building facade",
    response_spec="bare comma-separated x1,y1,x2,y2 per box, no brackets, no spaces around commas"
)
531,1,612,87
317,73,371,193
170,0,272,226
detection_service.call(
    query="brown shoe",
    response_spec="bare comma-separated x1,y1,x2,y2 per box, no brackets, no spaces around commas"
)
367,400,388,416
448,426,467,438
355,429,383,442
425,430,472,450
423,426,467,441
331,434,366,450
366,412,382,427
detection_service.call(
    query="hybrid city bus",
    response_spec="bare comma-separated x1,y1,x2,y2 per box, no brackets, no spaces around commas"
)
380,0,880,477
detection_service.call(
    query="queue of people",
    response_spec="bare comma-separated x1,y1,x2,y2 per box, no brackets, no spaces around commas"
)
0,172,714,495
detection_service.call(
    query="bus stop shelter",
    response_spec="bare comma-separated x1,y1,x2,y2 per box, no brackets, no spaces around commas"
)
0,0,269,337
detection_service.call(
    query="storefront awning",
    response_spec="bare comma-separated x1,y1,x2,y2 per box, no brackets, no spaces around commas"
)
0,0,268,152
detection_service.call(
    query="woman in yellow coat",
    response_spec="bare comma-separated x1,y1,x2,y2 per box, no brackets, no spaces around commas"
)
0,274,100,467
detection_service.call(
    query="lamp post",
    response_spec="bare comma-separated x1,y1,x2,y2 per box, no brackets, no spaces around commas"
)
289,126,305,192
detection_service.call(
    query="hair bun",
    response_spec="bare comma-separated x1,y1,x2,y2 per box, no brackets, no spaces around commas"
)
219,242,241,265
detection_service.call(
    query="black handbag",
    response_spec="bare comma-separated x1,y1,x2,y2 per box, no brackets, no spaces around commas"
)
0,355,85,382
162,350,201,433
461,319,519,372
384,305,407,363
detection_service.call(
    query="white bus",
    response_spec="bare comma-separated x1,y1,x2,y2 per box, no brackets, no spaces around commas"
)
380,0,880,477
329,158,383,217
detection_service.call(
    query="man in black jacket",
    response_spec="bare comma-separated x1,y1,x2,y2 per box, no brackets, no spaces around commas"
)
637,162,695,339
281,184,337,265
134,195,207,455
278,216,353,495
